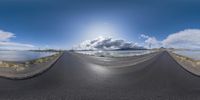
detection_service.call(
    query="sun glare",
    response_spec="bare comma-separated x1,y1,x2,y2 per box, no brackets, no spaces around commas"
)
83,22,120,39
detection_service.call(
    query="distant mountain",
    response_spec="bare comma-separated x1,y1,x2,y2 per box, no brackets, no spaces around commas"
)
116,47,147,50
73,36,146,51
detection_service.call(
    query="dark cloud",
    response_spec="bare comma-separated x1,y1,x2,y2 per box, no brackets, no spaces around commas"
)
73,37,144,50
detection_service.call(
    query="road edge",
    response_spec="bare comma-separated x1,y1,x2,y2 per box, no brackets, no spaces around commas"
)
168,51,200,77
0,52,64,80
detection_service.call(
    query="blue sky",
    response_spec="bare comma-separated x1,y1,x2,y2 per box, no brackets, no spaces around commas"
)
0,0,200,50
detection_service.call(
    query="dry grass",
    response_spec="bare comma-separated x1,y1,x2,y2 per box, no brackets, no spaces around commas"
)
172,52,200,68
0,52,62,71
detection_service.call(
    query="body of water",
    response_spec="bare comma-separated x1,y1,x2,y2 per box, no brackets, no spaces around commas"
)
174,50,200,60
76,50,156,57
0,51,57,62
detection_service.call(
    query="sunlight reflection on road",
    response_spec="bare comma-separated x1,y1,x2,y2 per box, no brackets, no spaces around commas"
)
87,63,110,75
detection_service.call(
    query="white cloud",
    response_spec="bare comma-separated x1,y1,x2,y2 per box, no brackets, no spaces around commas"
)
140,34,161,48
162,29,200,49
0,30,35,50
0,30,15,41
76,29,200,50
73,36,144,50
0,42,35,50
0,42,34,48
140,34,149,39
141,29,200,49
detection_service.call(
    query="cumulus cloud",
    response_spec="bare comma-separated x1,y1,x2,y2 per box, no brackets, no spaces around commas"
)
140,34,161,48
74,28,200,50
141,29,200,49
73,36,144,50
162,29,200,49
0,30,35,50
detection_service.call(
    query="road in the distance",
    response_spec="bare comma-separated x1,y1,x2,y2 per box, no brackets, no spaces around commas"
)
0,51,200,100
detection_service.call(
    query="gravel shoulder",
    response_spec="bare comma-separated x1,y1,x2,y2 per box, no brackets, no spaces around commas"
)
0,53,63,79
169,51,200,76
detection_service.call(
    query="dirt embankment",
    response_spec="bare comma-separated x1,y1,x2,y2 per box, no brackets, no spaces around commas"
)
0,52,63,79
169,52,200,76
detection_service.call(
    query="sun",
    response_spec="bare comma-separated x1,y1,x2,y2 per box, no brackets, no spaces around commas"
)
83,21,120,39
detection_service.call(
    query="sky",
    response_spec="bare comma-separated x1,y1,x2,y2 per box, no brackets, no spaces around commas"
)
0,0,200,50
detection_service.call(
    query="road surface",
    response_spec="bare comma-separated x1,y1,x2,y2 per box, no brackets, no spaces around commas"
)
0,51,200,100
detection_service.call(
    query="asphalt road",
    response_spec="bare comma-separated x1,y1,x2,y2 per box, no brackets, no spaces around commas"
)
0,51,200,100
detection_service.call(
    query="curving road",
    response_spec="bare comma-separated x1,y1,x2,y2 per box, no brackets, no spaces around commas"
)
0,51,200,100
